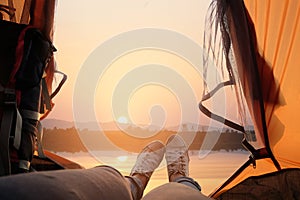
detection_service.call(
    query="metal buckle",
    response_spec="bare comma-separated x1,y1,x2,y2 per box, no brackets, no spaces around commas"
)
3,88,16,106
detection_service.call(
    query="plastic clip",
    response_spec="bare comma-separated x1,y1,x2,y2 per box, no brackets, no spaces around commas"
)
3,88,16,106
250,154,256,169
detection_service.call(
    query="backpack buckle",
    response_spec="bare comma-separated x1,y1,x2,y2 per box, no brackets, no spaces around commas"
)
3,88,16,106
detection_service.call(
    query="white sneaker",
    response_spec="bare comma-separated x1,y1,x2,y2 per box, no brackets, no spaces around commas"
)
165,135,189,181
130,140,165,180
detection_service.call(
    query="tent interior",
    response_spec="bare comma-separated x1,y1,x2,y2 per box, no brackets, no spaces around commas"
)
1,0,300,199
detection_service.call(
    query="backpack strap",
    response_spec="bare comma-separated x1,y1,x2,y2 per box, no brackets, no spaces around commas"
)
0,87,22,175
13,108,22,150
19,109,39,121
37,71,67,158
19,108,43,159
41,78,52,111
36,121,46,158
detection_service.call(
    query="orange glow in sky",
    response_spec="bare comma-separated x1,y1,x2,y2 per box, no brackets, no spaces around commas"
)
50,0,220,128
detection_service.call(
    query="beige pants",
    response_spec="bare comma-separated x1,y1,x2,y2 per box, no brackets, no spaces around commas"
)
144,182,212,200
0,166,211,200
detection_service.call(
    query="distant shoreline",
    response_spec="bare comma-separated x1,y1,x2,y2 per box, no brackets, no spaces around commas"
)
42,118,253,132
42,126,248,153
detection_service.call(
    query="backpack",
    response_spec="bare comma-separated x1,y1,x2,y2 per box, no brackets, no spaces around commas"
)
0,19,56,175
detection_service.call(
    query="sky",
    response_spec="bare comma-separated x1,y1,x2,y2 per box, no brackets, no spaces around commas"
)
48,0,232,128
39,0,254,177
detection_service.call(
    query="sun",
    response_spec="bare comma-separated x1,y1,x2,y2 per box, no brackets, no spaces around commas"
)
117,116,128,124
117,156,128,162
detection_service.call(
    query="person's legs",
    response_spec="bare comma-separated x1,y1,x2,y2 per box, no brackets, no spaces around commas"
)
172,176,201,191
0,166,133,200
126,141,165,200
142,182,211,200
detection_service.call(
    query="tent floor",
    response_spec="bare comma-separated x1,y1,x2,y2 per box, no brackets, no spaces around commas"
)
217,168,300,200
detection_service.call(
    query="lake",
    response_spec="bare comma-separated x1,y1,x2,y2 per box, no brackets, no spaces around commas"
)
56,150,250,196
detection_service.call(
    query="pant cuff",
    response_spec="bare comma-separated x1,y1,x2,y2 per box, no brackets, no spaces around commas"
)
173,176,201,191
125,176,144,200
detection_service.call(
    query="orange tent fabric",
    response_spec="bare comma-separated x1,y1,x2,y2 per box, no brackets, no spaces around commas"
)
244,0,300,170
200,0,300,198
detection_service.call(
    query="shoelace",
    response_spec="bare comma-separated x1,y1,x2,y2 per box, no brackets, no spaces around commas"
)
166,149,189,177
131,148,164,178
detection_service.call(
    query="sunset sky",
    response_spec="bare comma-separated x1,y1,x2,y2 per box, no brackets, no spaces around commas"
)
49,0,236,129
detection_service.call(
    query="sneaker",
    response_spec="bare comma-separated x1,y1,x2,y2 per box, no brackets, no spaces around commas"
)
129,141,165,199
130,140,165,183
165,135,189,182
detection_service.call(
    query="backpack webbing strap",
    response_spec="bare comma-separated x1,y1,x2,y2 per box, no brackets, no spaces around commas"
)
35,77,52,158
0,108,13,175
19,109,39,121
0,88,18,175
41,78,52,111
18,109,39,153
36,121,46,158
13,108,22,150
